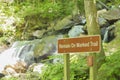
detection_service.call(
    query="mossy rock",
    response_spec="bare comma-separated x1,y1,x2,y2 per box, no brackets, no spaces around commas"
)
106,20,120,53
54,15,73,30
101,8,120,20
33,35,63,57
114,20,120,36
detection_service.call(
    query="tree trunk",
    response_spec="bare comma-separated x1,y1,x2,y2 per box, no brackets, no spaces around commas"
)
84,0,105,80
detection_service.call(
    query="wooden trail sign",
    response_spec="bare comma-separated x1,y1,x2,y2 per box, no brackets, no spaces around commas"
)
58,35,101,53
58,35,101,80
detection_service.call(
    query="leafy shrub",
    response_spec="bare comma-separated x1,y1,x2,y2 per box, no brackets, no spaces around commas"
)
0,2,25,41
40,55,89,80
18,1,73,21
106,0,120,7
97,50,120,80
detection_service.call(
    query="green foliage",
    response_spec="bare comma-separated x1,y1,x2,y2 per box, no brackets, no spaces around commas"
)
0,2,25,41
11,0,74,40
77,0,84,14
18,1,73,21
25,71,40,80
40,55,89,80
0,37,8,46
106,0,120,7
1,77,18,80
97,50,120,80
40,63,63,80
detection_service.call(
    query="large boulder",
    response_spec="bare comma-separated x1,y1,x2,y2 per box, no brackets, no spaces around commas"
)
53,15,74,31
68,25,85,38
100,8,120,21
33,35,62,57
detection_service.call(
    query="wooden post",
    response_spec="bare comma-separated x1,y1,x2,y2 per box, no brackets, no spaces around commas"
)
64,54,70,80
89,53,97,80
84,0,98,80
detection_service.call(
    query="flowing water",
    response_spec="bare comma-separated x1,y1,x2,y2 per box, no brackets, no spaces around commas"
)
103,29,109,42
0,42,35,73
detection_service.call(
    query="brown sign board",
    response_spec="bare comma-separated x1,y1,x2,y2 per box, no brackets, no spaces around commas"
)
58,35,101,53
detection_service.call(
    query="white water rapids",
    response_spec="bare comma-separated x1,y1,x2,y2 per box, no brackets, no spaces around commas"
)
0,42,35,74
